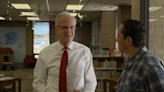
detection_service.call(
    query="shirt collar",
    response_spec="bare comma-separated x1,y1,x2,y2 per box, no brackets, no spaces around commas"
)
127,46,148,67
57,40,73,51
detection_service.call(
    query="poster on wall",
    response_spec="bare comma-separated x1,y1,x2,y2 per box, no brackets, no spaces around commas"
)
0,27,25,63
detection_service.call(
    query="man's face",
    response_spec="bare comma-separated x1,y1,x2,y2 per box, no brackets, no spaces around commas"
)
55,15,76,46
115,24,127,52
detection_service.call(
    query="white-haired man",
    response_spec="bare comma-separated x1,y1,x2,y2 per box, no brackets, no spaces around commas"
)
33,11,97,92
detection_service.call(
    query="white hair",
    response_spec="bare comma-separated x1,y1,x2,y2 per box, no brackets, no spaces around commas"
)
55,11,76,26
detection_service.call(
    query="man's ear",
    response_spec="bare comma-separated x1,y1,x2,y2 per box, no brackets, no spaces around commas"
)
126,36,133,45
55,26,58,35
74,26,76,30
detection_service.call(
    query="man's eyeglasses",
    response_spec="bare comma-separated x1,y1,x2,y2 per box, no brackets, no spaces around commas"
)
57,26,76,30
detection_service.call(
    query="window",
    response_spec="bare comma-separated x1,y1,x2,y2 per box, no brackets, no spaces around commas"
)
4,56,9,62
33,22,50,59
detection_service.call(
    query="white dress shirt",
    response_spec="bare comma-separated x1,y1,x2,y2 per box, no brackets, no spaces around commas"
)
33,41,97,92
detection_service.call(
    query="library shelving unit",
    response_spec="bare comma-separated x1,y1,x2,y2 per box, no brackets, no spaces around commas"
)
93,56,124,92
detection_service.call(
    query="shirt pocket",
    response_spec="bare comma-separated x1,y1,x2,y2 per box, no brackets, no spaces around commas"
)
68,62,78,74
68,61,85,74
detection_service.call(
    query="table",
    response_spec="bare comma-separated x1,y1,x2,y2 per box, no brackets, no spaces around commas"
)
0,76,21,92
103,76,120,92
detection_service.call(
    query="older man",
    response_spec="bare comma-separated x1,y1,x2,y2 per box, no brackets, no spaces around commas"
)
33,11,97,92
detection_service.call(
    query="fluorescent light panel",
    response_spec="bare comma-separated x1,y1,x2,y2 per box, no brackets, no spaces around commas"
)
27,17,40,20
149,19,157,22
11,4,31,9
66,5,84,10
70,13,77,16
149,7,161,11
108,6,118,11
20,12,37,16
0,17,5,20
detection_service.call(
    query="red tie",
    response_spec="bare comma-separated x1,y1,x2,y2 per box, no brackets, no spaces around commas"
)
59,47,68,92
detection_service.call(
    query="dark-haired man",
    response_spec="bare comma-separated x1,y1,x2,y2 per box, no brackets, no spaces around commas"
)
116,19,164,92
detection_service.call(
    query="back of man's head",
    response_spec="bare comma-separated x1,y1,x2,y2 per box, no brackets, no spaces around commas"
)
121,19,146,47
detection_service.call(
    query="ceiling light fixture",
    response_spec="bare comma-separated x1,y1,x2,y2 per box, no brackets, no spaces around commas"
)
70,13,77,16
78,13,83,20
9,17,12,21
20,12,37,16
11,3,31,9
108,6,118,11
149,6,161,11
27,17,40,20
66,5,84,10
7,10,9,13
0,17,5,20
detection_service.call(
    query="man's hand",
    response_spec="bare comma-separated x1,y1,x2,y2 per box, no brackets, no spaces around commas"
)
74,89,80,92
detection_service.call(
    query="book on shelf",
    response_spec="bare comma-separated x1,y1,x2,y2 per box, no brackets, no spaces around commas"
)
93,53,124,91
93,59,120,69
97,80,110,90
95,70,117,78
92,50,110,57
92,49,123,57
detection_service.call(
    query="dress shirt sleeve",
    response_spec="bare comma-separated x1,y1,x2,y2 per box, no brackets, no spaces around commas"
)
144,60,164,92
83,48,97,92
33,52,50,92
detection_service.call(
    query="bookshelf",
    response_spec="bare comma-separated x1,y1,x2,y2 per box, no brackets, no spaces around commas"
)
93,56,124,92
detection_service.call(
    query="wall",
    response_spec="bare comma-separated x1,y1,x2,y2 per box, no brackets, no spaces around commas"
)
101,11,116,49
132,0,140,20
50,22,56,43
118,6,131,25
81,22,91,46
149,0,164,61
0,21,32,68
0,21,33,55
131,0,164,62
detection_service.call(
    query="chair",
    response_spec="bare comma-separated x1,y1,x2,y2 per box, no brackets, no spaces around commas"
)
0,80,16,92
0,75,16,92
24,55,37,68
103,75,121,92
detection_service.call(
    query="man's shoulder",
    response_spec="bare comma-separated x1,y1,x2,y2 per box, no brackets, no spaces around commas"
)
141,51,163,69
142,51,160,62
73,41,90,50
40,41,58,53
